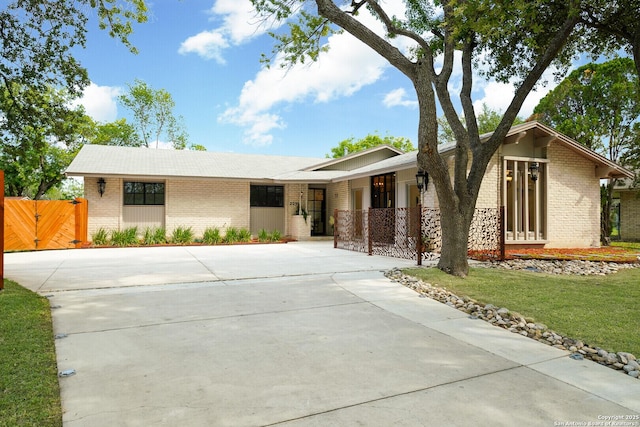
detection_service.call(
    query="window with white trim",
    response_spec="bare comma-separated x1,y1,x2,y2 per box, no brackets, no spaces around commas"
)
504,159,547,242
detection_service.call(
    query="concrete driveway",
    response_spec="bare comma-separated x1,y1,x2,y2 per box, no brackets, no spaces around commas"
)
5,242,639,426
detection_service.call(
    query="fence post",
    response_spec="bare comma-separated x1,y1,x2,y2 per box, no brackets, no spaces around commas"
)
74,197,88,248
333,209,338,249
1,170,4,289
416,204,422,266
367,207,373,256
499,206,506,261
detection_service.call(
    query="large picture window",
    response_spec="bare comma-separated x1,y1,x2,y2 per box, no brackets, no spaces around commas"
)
124,182,165,205
504,159,547,242
250,185,284,207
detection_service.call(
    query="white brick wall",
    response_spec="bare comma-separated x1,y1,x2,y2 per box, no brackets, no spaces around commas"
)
86,177,123,238
165,178,249,237
545,143,600,247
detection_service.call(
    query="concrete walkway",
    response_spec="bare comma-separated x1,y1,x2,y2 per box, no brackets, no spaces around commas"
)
5,242,639,426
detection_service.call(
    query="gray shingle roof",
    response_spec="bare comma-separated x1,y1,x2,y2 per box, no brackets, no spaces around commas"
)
66,121,634,183
66,145,328,181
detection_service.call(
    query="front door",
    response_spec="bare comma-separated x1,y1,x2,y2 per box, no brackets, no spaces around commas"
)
308,188,326,236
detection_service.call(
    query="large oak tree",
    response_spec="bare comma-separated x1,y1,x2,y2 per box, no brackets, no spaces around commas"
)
251,0,618,276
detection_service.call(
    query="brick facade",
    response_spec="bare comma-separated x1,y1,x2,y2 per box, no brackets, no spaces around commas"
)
85,176,123,236
545,143,601,247
620,190,640,241
165,179,249,237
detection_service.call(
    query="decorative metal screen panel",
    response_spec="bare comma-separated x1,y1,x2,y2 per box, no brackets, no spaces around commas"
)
335,209,368,253
335,207,502,262
369,208,417,259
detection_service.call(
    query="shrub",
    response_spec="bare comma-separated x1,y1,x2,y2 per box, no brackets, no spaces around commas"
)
92,227,109,246
258,228,269,242
270,230,282,242
111,227,139,246
143,227,166,245
238,227,252,242
171,226,194,244
224,227,239,244
202,227,222,245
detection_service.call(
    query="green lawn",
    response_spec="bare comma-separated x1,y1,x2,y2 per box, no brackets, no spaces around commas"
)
0,280,62,427
403,266,640,356
612,241,640,250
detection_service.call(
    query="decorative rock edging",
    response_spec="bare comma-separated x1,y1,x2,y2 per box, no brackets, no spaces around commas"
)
477,258,639,275
385,267,640,380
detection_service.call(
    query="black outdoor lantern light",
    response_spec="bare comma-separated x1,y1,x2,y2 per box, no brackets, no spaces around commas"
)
529,162,540,182
97,177,106,197
416,169,428,192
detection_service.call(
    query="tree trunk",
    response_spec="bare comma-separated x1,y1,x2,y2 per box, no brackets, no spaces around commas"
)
601,179,617,245
437,202,474,277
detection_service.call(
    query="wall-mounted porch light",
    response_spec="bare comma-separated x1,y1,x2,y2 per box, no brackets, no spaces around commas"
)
416,169,428,192
97,178,106,197
528,162,540,182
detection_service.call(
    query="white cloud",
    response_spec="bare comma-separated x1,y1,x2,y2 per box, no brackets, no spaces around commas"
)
179,0,272,61
218,2,408,147
178,30,229,63
383,88,418,109
472,66,563,119
72,83,121,122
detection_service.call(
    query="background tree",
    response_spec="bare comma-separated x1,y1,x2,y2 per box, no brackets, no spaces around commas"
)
578,1,640,77
532,57,640,243
1,0,148,197
92,118,143,147
327,133,414,158
118,79,189,149
0,85,95,199
251,0,608,276
438,104,524,145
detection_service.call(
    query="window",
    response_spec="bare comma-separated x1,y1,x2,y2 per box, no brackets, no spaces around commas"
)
371,173,395,208
123,182,165,205
504,159,546,241
250,185,284,207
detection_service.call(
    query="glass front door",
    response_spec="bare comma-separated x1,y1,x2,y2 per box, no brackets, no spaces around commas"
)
308,188,326,236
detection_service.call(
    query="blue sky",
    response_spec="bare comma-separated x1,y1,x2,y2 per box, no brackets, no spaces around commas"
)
73,0,562,158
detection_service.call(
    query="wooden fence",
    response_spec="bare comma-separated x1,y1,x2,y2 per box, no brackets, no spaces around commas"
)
4,198,88,251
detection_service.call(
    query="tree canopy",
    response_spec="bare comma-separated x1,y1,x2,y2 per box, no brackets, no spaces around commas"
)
251,0,640,276
533,57,640,158
118,79,189,149
533,57,640,243
0,85,94,199
1,0,148,198
327,133,414,158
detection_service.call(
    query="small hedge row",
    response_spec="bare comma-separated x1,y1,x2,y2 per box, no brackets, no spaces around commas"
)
91,226,282,247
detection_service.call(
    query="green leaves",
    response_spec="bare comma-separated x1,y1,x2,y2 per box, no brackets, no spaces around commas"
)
0,84,92,199
118,79,189,149
328,133,415,158
263,10,336,68
533,57,640,160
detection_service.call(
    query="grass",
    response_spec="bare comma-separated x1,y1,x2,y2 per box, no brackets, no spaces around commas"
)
0,280,62,426
612,241,640,251
403,266,640,356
